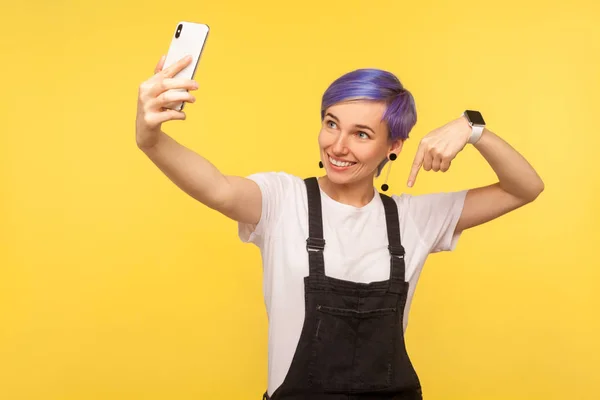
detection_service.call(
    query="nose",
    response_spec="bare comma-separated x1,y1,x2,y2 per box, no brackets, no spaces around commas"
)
331,132,349,156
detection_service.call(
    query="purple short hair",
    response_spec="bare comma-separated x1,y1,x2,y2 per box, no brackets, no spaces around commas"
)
321,68,417,141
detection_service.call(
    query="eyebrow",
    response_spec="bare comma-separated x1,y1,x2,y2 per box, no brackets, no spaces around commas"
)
325,112,376,134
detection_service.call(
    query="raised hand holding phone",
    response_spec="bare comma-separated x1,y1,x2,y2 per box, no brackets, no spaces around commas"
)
135,21,209,149
135,55,198,149
161,22,209,111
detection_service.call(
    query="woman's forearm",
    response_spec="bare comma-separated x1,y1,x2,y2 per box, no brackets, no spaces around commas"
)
471,125,544,202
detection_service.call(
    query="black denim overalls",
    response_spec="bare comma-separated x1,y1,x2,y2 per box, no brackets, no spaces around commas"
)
263,177,423,400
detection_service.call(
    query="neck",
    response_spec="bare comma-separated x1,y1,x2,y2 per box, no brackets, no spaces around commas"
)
318,175,376,208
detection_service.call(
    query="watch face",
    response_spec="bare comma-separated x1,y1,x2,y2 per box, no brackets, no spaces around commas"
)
465,110,485,125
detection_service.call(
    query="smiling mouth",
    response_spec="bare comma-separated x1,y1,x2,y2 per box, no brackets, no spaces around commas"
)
328,155,357,168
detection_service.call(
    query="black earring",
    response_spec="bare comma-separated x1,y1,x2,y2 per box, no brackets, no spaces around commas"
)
380,153,396,192
319,161,323,168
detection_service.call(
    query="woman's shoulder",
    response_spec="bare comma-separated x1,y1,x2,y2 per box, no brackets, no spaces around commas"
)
388,189,468,252
389,189,468,219
389,189,468,209
246,170,304,182
244,171,310,202
245,171,308,189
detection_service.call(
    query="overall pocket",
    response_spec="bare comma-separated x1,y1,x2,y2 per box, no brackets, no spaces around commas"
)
309,304,398,392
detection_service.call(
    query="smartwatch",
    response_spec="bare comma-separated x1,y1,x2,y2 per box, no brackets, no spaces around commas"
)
462,110,486,144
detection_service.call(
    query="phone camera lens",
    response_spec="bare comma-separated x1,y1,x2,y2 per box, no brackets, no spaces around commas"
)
175,24,183,38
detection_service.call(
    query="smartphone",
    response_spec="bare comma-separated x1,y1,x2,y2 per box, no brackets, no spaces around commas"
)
162,21,210,111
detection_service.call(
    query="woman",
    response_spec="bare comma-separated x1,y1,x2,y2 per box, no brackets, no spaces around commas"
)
136,55,544,399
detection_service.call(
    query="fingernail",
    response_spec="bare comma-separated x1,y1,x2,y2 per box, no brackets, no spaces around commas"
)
407,181,413,187
192,81,198,89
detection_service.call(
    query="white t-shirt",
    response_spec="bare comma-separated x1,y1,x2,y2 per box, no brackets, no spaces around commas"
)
238,171,467,395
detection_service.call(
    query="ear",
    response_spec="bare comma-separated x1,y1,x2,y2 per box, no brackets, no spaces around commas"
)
389,138,404,156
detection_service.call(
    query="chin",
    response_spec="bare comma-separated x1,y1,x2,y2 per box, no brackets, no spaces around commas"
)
325,174,351,184
324,169,368,186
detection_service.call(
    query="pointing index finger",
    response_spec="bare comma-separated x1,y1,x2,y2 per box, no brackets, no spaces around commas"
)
407,144,425,187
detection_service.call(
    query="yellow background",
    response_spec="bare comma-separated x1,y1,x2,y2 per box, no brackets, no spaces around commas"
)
1,0,599,399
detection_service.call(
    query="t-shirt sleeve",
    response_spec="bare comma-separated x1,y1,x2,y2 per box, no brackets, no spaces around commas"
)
400,189,468,253
237,171,293,246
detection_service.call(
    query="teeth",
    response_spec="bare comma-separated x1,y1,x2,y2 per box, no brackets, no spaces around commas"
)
329,156,355,167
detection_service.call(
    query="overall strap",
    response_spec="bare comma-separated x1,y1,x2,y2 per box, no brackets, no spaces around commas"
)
304,177,326,277
380,193,406,294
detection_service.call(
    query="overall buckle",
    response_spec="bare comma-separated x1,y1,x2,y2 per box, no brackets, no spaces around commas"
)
306,237,326,252
388,244,405,258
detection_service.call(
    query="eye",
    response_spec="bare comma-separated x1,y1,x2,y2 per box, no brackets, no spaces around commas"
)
326,120,338,129
357,131,370,139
